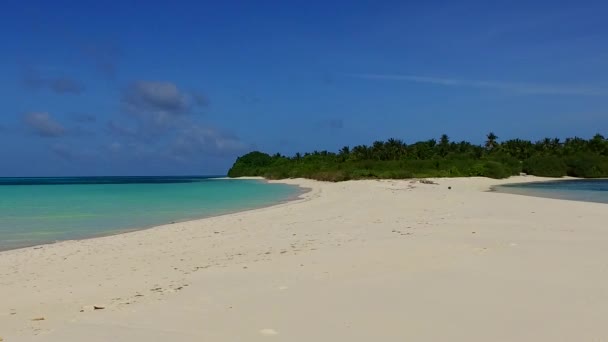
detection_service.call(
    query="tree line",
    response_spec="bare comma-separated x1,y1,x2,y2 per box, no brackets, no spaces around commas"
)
227,133,608,181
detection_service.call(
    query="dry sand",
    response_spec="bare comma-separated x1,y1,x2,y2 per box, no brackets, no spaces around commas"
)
1,176,607,341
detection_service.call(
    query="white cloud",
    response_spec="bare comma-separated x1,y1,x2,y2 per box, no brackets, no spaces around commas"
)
23,112,67,137
348,73,608,96
171,125,247,158
23,68,85,95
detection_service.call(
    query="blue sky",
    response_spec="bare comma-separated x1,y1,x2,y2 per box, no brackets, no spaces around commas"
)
1,1,607,176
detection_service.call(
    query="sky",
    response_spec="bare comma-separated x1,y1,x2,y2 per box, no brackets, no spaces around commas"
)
1,1,608,176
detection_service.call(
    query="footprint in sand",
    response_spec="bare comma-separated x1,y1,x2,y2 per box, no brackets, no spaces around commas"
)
259,329,279,336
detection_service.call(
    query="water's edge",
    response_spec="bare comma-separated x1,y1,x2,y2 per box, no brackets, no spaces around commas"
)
0,180,310,253
9,176,604,254
491,179,608,204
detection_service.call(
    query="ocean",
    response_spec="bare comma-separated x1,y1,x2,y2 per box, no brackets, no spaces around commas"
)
493,179,608,204
0,177,302,251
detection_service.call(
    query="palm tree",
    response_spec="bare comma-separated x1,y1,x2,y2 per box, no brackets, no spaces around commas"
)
372,140,386,160
352,145,369,161
438,134,450,157
501,139,533,160
550,138,561,152
386,138,405,160
534,137,554,155
411,140,436,159
485,132,498,151
338,146,350,162
563,137,586,155
589,134,607,155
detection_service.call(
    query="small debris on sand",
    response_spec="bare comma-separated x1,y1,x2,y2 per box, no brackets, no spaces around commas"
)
31,317,45,321
259,328,279,336
80,305,106,312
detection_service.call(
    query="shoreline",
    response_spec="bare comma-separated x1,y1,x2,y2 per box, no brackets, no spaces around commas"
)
0,174,581,259
1,174,543,254
491,177,608,205
0,175,551,254
2,176,608,341
0,179,310,254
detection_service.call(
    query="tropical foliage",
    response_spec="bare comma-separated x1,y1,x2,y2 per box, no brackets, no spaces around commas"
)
227,133,608,181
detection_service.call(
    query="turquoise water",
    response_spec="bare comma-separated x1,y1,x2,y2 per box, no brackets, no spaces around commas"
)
494,179,608,204
0,177,301,251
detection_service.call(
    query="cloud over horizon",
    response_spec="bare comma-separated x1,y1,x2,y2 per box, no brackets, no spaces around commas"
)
348,73,608,96
104,80,247,162
170,125,248,159
23,112,67,137
23,69,85,95
121,81,207,129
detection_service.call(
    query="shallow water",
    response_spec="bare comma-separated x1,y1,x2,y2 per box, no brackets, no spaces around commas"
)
0,177,301,251
493,179,608,204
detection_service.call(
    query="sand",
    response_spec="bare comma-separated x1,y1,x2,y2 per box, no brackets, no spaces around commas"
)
1,176,607,341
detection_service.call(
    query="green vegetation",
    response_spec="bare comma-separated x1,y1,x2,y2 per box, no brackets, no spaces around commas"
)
228,133,608,181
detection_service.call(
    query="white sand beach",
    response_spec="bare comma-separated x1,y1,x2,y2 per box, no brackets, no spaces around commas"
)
1,176,608,341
